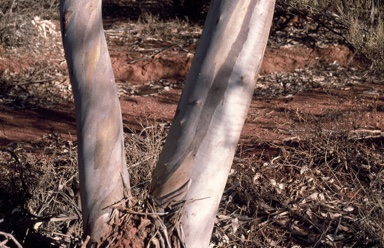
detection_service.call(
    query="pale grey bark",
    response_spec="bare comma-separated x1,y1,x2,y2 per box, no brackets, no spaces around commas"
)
60,0,275,245
60,0,129,243
150,0,275,247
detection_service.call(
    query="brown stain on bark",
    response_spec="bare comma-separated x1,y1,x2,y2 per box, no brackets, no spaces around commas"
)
84,36,100,88
94,102,121,170
151,152,193,205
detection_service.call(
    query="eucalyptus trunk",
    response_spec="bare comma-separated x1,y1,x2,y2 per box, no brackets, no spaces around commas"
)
60,0,129,243
150,0,275,247
60,0,275,246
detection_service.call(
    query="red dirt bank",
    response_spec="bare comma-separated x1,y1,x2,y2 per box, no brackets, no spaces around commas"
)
0,43,380,147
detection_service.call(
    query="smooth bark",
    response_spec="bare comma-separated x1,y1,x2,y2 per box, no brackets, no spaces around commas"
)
60,0,129,243
60,0,275,245
150,0,275,247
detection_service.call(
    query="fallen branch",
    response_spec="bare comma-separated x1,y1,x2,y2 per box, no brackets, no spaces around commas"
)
0,231,23,248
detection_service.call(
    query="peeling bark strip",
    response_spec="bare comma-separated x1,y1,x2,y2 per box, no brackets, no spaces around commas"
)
150,0,275,247
60,0,129,243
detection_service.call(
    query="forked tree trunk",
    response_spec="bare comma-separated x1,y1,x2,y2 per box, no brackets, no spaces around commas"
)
150,0,275,247
60,0,129,243
60,0,275,245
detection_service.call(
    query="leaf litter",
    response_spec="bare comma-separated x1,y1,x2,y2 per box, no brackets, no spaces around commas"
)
0,4,383,248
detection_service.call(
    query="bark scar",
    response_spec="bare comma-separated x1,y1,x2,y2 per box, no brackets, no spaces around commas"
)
63,10,73,32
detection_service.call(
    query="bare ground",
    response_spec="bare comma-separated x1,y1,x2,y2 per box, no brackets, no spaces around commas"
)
0,13,383,247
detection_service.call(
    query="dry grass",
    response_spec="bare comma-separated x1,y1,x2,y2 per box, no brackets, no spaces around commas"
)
0,115,383,247
280,0,384,71
125,121,169,199
0,135,82,247
104,11,202,56
0,122,168,247
0,0,58,47
0,2,383,247
213,112,384,247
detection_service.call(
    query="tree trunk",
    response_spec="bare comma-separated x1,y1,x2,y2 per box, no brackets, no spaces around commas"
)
150,0,275,247
59,0,130,243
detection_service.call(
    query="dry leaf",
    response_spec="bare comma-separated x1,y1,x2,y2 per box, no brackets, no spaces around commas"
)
231,218,239,234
